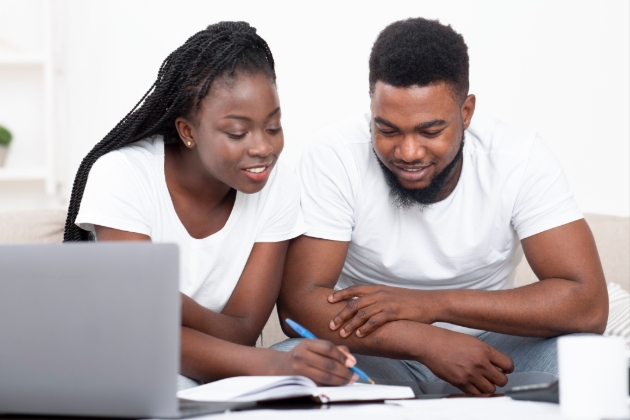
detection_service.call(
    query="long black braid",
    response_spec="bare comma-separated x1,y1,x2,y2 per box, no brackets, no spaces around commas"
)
63,21,275,241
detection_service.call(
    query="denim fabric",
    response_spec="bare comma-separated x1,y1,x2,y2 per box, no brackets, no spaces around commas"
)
269,332,592,384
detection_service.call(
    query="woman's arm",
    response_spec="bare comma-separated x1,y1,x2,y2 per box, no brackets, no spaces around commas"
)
95,225,286,346
180,240,289,346
95,225,357,385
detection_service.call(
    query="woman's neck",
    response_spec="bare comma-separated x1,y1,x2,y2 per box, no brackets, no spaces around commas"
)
164,141,234,208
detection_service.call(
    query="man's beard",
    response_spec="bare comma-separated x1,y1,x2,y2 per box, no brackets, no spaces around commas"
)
374,132,465,211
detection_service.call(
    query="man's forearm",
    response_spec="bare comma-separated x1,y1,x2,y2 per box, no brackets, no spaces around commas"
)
435,277,608,337
279,284,438,360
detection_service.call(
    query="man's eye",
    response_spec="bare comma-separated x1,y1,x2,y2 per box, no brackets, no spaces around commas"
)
379,129,398,136
424,131,442,137
227,133,247,139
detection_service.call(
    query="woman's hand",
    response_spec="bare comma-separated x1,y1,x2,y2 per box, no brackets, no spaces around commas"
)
328,285,440,338
269,340,359,386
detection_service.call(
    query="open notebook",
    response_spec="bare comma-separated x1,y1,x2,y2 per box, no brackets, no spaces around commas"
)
177,376,414,403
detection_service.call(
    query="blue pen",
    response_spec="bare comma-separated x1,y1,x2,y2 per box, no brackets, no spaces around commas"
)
285,318,375,384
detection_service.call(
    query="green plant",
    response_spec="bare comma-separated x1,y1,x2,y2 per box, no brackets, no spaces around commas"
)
0,125,12,147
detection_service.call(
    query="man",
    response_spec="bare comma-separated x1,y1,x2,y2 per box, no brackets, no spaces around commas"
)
275,18,608,394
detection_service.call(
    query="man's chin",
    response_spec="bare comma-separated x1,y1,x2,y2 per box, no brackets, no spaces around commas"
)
395,176,432,191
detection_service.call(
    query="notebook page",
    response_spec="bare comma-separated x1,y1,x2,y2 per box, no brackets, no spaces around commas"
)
177,376,316,402
315,383,415,403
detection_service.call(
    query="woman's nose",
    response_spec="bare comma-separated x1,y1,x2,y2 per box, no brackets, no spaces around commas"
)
248,131,273,157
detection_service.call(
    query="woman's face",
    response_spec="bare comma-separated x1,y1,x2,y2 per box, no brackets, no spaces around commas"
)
178,72,283,194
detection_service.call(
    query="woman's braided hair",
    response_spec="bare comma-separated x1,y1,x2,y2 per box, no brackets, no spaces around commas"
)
63,21,275,242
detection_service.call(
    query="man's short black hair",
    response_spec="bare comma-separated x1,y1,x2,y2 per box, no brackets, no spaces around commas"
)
369,18,469,102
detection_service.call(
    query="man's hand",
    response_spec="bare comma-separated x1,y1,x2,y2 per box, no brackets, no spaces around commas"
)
420,328,514,394
328,285,438,337
268,340,359,386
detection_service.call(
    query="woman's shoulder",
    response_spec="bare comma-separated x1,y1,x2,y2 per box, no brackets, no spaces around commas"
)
91,136,163,177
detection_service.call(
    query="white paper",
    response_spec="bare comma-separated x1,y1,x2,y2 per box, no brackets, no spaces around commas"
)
177,376,414,403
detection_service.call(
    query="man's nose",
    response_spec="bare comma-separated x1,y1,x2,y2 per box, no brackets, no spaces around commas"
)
395,135,426,162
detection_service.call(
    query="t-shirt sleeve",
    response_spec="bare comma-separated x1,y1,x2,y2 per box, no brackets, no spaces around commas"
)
75,151,151,236
511,135,583,239
297,133,357,242
255,162,306,242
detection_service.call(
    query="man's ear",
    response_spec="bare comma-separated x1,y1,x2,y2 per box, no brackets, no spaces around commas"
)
461,94,476,130
175,117,195,148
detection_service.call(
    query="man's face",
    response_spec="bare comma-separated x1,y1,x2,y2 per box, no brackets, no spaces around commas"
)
370,81,475,206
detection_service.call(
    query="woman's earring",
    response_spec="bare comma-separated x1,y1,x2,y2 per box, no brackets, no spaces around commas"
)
187,141,192,147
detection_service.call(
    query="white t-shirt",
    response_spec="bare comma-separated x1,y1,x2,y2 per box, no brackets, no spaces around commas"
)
298,114,583,336
76,136,305,312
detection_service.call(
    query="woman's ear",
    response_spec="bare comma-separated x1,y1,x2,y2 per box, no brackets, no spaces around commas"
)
175,117,195,148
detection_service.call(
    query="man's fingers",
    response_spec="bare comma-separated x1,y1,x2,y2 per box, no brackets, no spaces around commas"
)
329,295,378,331
327,285,370,303
355,313,391,337
488,347,514,374
472,376,497,394
338,305,382,337
483,363,509,388
459,383,483,395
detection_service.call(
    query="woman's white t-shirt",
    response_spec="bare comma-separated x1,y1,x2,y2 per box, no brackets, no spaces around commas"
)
76,136,305,312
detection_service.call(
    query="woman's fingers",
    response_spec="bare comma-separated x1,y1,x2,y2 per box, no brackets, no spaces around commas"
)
336,345,357,368
300,365,357,386
293,340,357,385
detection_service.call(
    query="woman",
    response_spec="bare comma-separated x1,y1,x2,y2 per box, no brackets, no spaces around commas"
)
64,21,357,389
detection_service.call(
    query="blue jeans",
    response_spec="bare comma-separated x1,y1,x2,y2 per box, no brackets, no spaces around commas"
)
271,331,571,390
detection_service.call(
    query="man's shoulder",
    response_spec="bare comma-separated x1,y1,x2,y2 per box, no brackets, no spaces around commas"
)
466,116,537,157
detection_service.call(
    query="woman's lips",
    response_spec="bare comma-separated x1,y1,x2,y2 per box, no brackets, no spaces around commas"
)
242,165,270,182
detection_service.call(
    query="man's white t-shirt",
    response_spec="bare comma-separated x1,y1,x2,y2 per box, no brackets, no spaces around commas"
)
76,136,305,312
298,113,583,336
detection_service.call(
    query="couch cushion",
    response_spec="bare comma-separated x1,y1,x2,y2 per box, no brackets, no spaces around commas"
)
604,282,630,348
0,209,67,244
515,213,630,292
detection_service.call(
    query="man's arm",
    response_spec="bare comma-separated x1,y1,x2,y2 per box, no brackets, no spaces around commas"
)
278,235,514,394
437,218,608,335
328,219,608,338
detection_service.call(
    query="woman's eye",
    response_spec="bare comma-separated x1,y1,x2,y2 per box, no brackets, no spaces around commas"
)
227,133,247,140
267,127,282,135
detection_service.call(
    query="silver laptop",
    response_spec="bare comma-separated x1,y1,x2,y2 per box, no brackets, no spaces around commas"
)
0,242,252,418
